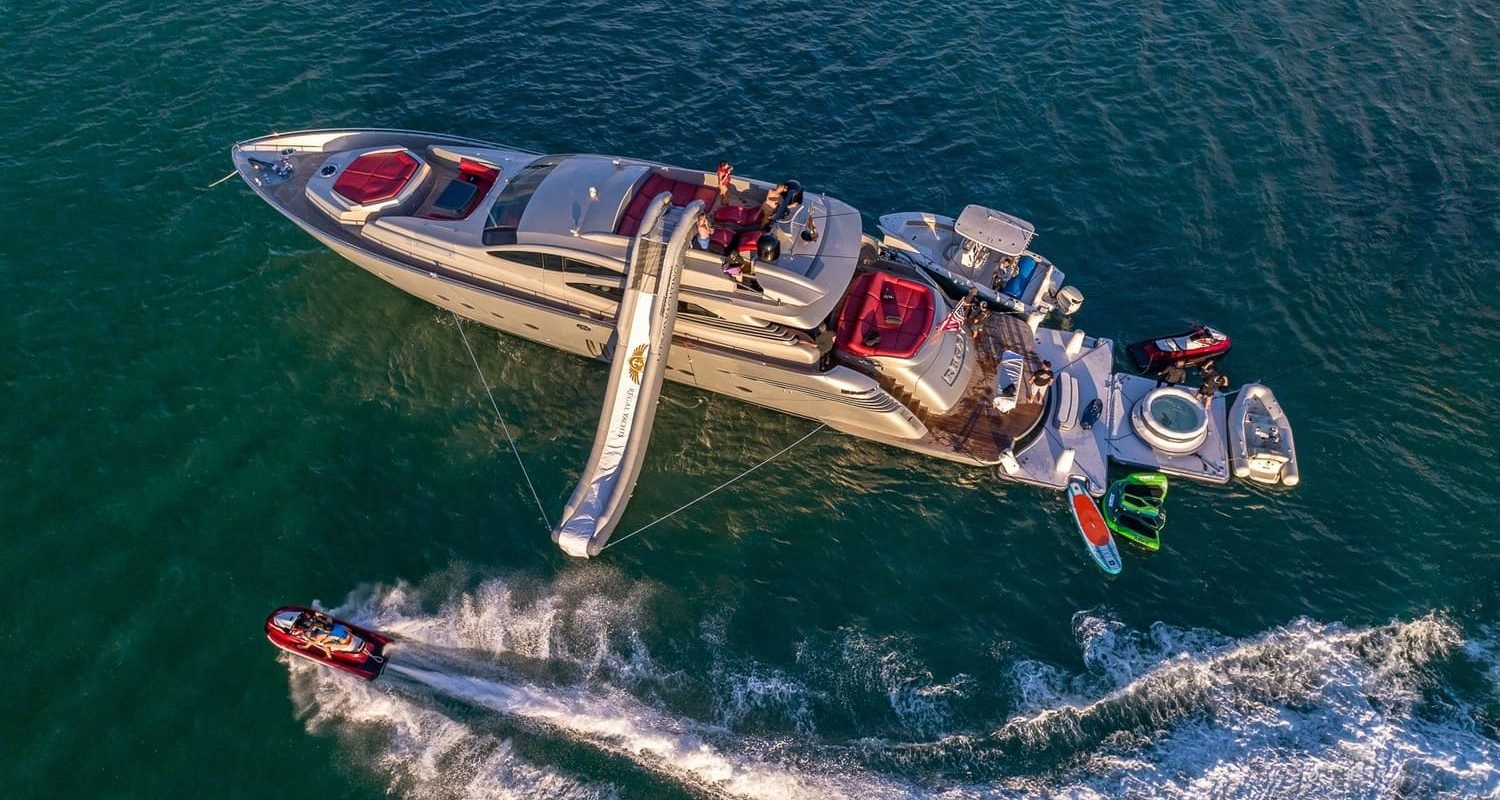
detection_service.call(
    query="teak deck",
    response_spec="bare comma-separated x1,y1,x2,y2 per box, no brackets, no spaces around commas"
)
922,311,1048,463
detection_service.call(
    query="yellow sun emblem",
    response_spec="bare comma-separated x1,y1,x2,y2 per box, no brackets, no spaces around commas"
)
628,344,648,385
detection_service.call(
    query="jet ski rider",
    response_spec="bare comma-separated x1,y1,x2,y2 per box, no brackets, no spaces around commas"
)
293,611,358,658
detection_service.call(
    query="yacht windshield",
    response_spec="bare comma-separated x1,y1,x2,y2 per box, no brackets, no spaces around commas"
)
483,156,566,245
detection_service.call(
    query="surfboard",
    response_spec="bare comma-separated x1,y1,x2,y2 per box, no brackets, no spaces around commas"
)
1067,478,1122,575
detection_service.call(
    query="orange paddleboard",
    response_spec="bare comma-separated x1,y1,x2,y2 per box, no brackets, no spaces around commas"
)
1067,479,1122,574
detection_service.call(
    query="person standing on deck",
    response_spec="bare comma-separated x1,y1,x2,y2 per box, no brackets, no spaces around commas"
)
813,322,837,370
715,161,735,204
1029,360,1054,403
1157,359,1187,388
1196,360,1229,408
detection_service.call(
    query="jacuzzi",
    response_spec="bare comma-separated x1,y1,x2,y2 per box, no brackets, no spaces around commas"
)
1130,387,1208,455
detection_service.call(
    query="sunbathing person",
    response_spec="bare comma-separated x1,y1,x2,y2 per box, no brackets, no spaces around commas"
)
772,180,817,241
711,165,791,229
760,183,788,224
296,615,360,657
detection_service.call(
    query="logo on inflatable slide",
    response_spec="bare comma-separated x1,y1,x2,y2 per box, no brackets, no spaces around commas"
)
628,344,648,385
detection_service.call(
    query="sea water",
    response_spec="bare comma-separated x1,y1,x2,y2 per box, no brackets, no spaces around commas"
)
2,1,1497,797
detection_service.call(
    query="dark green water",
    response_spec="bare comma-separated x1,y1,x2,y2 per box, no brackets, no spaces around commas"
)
4,1,1499,797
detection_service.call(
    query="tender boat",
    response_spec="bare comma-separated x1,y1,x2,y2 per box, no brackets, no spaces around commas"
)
878,205,1073,315
1103,472,1167,551
264,606,390,680
1227,383,1300,486
1125,325,1231,374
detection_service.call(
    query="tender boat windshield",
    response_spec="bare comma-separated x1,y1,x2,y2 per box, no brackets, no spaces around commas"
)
484,156,566,245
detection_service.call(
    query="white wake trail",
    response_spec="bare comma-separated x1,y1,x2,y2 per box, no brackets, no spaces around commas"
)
386,662,909,800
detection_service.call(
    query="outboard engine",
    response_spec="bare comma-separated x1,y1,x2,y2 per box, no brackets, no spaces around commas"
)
1055,285,1084,315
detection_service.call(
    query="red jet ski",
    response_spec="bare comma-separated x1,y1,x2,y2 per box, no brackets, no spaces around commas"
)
264,606,391,681
1126,325,1232,373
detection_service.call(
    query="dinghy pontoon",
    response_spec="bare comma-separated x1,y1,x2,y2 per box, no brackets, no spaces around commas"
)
1227,383,1300,487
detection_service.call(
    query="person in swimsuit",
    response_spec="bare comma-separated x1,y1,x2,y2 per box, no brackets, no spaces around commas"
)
716,161,734,202
298,613,358,658
759,183,788,227
693,212,715,251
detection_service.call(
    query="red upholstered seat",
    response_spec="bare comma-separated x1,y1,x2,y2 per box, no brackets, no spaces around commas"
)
332,150,420,205
712,203,763,227
708,226,737,253
458,159,499,184
834,272,936,359
616,172,719,237
706,227,764,256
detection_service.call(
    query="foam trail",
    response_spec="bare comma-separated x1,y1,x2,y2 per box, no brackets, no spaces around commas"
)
387,663,907,800
285,573,1500,800
286,656,617,800
291,572,914,800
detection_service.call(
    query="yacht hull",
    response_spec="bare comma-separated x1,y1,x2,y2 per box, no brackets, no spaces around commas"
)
309,226,950,453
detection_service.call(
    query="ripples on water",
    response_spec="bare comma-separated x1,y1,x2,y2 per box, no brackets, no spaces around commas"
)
2,0,1498,797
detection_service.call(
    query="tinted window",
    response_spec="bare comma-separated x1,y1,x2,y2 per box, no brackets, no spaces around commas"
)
482,156,565,245
563,258,619,278
495,251,616,276
568,282,623,303
492,251,543,268
679,301,719,318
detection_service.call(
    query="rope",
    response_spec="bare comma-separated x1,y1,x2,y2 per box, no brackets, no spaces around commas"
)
603,422,826,551
206,170,238,189
452,312,552,530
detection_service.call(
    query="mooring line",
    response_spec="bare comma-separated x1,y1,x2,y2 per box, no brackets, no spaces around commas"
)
207,169,238,189
452,312,552,530
603,422,827,551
